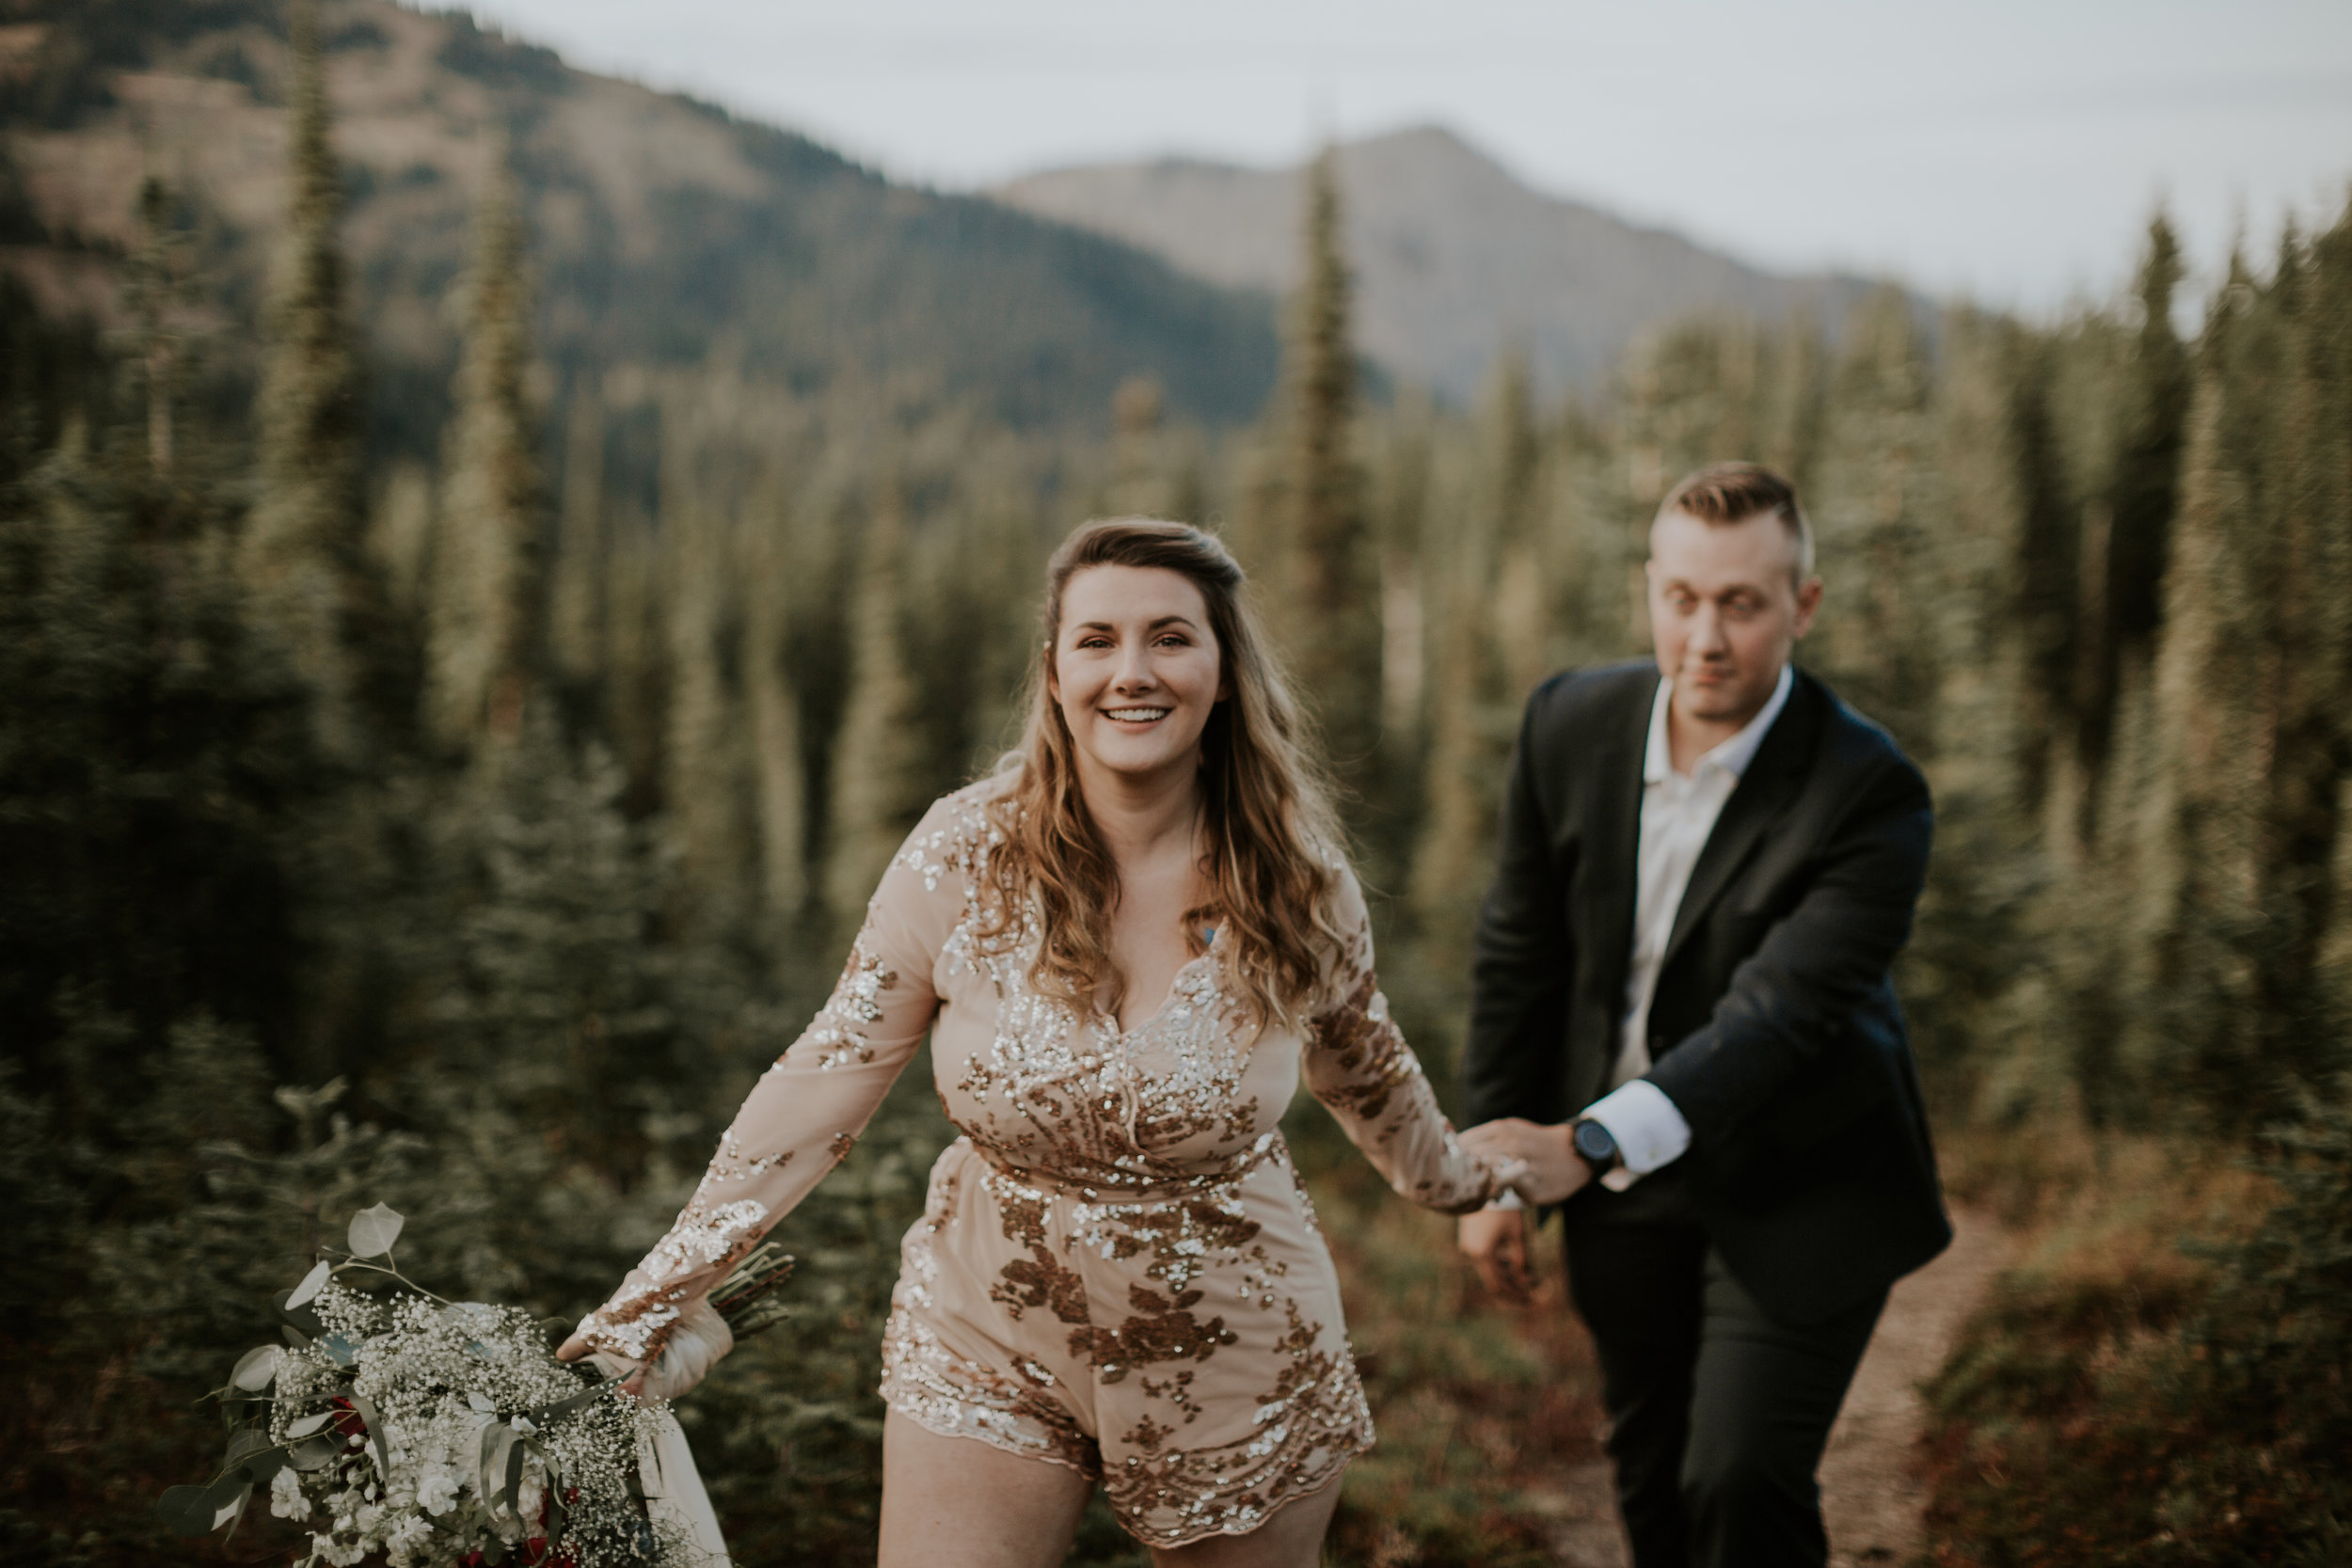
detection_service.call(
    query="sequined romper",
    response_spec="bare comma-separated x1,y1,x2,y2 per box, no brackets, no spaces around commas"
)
579,780,1499,1547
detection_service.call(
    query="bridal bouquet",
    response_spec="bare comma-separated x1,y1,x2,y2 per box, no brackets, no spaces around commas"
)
157,1205,794,1568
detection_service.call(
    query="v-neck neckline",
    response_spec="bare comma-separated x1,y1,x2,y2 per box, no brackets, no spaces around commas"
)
1105,927,1222,1039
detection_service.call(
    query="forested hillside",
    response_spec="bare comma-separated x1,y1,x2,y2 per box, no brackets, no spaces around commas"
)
3,4,2349,1563
0,0,1280,464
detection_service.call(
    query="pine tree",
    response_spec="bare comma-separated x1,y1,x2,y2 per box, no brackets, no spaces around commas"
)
824,481,931,921
2072,215,2190,835
120,177,191,477
742,493,808,920
2125,248,2276,1112
660,384,751,927
241,0,369,756
548,384,607,692
425,138,542,751
1279,149,1381,791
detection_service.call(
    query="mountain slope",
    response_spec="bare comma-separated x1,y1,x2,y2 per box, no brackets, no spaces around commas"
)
995,126,1888,403
0,0,1279,445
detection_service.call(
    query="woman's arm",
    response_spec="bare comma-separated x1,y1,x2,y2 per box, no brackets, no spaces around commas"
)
569,804,961,1369
1302,868,1499,1215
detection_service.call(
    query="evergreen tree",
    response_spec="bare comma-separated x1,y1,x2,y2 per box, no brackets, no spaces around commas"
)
743,497,809,921
1279,149,1381,792
659,388,753,927
241,0,371,757
120,177,191,478
824,481,931,921
2072,215,2190,836
426,139,542,751
548,383,608,694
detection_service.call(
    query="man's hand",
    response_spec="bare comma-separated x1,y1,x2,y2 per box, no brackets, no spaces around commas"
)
1457,1207,1535,1302
1461,1117,1595,1205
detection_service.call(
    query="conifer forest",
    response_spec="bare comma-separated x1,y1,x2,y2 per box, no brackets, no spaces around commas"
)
5,3,2351,1564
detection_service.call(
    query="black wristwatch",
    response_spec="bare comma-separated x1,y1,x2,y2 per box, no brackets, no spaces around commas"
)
1570,1117,1620,1176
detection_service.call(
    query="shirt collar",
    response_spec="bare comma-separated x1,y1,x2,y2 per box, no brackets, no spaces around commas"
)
1645,662,1795,785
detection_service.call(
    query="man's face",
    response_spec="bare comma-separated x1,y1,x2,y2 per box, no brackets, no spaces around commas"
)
1645,508,1821,731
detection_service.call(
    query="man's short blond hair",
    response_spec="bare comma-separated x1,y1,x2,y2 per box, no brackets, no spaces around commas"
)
1654,462,1816,585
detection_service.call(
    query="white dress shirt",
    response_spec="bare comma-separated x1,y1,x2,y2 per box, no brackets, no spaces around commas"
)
1579,663,1795,1192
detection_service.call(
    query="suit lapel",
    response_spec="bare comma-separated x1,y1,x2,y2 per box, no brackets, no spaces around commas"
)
1659,672,1825,974
1583,672,1657,1015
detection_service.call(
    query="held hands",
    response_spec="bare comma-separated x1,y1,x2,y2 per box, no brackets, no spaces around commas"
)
1456,1118,1596,1305
1460,1117,1594,1206
555,1296,734,1403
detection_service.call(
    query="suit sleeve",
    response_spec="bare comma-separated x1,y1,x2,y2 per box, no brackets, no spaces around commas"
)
1642,754,1933,1150
1461,687,1575,1129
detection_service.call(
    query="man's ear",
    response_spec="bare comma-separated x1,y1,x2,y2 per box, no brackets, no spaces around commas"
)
1791,576,1824,639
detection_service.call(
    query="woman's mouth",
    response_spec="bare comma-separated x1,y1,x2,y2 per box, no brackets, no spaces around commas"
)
1104,706,1171,724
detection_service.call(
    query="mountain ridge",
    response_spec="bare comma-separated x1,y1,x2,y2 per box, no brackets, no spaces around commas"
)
994,125,1896,402
0,0,1282,449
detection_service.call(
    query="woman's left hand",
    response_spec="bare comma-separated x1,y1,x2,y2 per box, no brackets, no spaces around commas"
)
1460,1118,1593,1205
557,1298,734,1404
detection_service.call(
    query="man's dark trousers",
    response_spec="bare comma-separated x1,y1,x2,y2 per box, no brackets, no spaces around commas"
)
1564,1166,1883,1568
1460,662,1951,1568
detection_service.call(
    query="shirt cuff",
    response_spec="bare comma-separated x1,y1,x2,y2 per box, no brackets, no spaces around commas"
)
1583,1080,1691,1191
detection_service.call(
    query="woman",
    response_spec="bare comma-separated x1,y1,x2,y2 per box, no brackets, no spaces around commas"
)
563,518,1508,1566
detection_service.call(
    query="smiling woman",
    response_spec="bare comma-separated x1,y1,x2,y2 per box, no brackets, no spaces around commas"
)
563,516,1517,1568
982,519,1343,1034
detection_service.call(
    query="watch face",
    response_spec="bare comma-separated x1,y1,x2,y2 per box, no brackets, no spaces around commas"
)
1573,1119,1616,1164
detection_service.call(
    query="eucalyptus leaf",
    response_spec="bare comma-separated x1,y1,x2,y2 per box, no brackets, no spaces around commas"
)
348,1390,390,1479
199,1472,250,1530
273,1289,324,1338
525,1384,608,1428
285,1259,331,1308
224,1429,271,1467
230,1345,281,1392
241,1443,289,1487
155,1485,217,1536
346,1202,404,1259
478,1420,510,1491
280,1323,310,1350
290,1436,339,1472
287,1410,332,1438
483,1535,507,1566
501,1434,526,1518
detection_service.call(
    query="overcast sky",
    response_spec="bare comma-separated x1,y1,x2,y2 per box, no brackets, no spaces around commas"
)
468,0,2352,313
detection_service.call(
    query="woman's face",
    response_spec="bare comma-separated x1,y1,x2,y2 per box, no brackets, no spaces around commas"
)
1050,564,1225,785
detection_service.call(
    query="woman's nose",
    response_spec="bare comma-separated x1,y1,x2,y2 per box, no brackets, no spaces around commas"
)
1112,643,1156,688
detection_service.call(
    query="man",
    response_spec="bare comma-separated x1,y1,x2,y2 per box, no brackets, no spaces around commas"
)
1457,463,1950,1568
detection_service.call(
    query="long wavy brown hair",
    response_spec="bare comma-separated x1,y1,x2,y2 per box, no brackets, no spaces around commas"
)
976,518,1347,1027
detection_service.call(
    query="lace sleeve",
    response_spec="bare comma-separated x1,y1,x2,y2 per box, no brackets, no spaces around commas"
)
577,803,961,1363
1300,867,1498,1215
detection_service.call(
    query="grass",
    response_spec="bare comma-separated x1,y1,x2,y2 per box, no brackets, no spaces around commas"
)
1913,1120,2352,1566
1291,1113,1612,1568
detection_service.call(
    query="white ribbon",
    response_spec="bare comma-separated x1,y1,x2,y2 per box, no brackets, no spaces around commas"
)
590,1299,734,1565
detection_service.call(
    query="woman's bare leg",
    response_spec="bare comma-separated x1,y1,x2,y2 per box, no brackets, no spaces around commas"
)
879,1410,1095,1568
1147,1467,1346,1568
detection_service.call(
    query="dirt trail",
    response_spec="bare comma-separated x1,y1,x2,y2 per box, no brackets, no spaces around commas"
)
1540,1206,2014,1568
